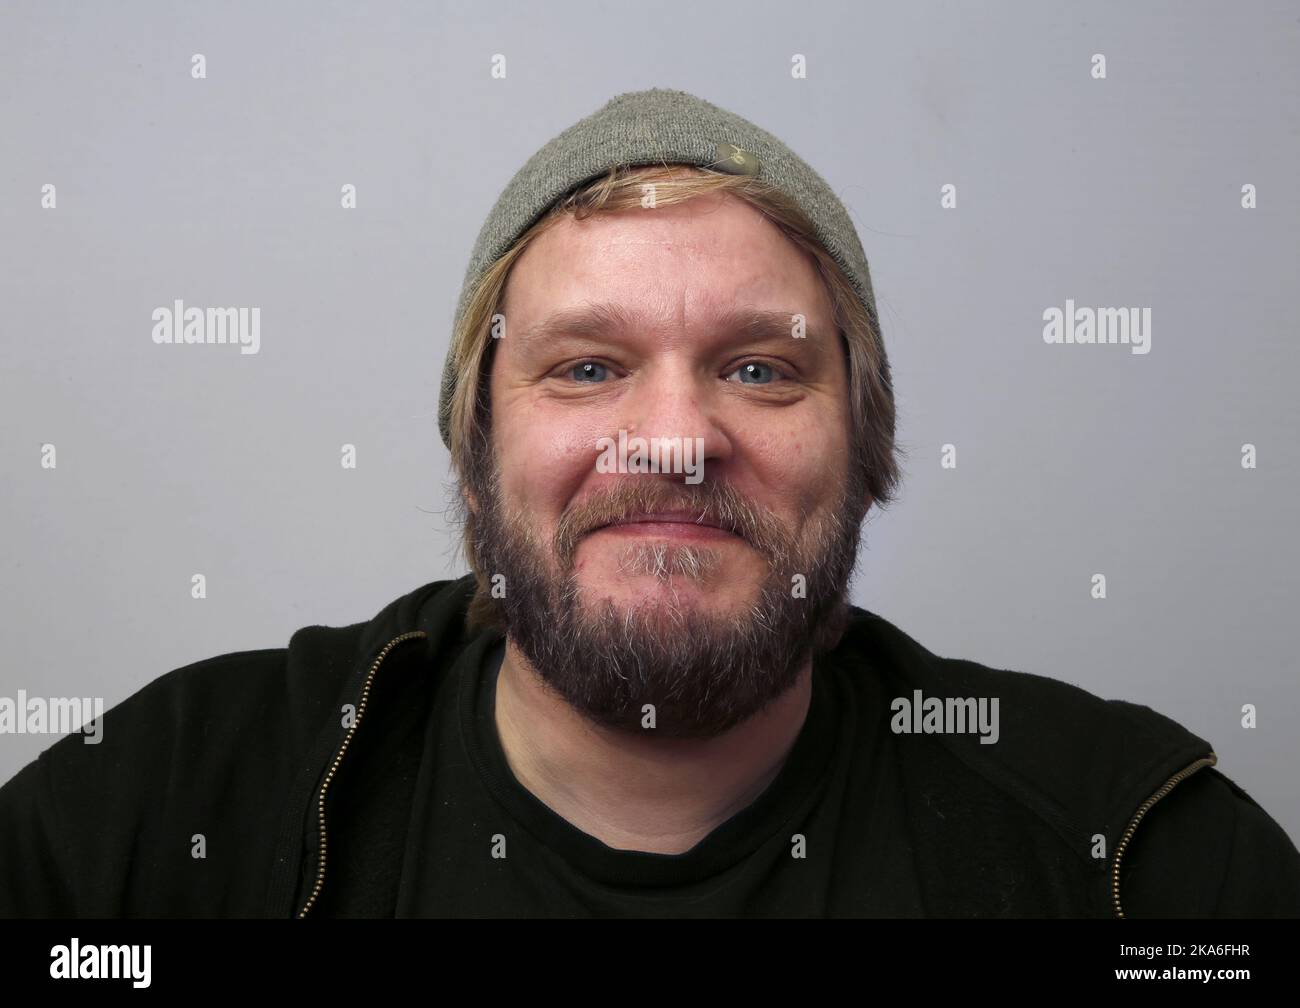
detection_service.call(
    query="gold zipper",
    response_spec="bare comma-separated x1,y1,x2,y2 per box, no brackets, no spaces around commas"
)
1110,751,1217,919
295,629,428,918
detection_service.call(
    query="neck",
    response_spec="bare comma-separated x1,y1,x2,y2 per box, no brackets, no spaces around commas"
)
492,640,812,855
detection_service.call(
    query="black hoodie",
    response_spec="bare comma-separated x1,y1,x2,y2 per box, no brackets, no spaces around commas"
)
1,574,1297,917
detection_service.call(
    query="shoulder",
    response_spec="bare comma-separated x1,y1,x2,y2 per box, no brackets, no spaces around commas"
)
1118,766,1300,917
834,604,1209,757
833,605,1300,916
19,577,468,793
15,610,379,808
831,606,1214,849
18,645,296,796
0,644,310,915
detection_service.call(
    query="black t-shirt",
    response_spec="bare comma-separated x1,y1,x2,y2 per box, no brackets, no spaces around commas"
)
393,635,927,917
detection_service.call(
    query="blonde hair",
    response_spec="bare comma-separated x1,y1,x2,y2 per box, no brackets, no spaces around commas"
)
446,163,903,632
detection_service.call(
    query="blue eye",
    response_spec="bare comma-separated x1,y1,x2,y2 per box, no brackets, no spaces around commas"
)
727,361,780,384
569,362,608,382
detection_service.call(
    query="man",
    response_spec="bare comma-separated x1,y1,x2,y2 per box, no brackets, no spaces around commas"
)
2,88,1297,918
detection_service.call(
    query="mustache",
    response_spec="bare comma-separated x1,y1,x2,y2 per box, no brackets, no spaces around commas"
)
553,479,794,565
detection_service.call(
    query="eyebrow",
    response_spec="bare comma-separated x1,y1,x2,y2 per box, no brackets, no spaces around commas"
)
512,302,834,354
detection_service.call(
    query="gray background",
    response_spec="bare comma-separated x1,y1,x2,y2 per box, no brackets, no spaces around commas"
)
2,0,1298,845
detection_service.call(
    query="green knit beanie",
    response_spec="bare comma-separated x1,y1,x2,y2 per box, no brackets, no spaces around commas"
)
437,86,882,451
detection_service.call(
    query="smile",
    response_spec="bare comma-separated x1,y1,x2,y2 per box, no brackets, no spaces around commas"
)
593,512,743,542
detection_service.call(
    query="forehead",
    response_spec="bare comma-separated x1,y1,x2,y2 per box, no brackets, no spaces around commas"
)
502,192,832,326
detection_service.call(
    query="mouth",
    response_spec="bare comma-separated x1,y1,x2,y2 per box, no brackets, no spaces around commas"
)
592,510,743,542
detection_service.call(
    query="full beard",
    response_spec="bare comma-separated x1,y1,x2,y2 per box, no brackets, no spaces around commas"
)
470,465,867,739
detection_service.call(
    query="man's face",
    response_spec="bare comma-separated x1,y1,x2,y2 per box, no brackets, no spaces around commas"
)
472,185,868,738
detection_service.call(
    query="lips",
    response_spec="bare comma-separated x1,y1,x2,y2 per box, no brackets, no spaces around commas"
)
593,510,741,540
604,510,726,530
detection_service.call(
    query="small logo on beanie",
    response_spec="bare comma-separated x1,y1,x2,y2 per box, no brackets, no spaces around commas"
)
711,141,761,177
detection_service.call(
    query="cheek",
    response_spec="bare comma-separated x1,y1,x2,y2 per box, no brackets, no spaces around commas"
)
746,418,849,518
753,416,837,477
496,418,598,515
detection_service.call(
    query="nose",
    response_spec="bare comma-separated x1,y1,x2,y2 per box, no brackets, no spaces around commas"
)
614,358,732,478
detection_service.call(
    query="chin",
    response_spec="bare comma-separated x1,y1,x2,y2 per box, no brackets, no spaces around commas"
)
578,563,756,611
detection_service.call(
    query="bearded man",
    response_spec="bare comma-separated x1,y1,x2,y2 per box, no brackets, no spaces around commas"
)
2,89,1297,919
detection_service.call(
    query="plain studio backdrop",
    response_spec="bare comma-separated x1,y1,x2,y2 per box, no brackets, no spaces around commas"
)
2,1,1298,848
